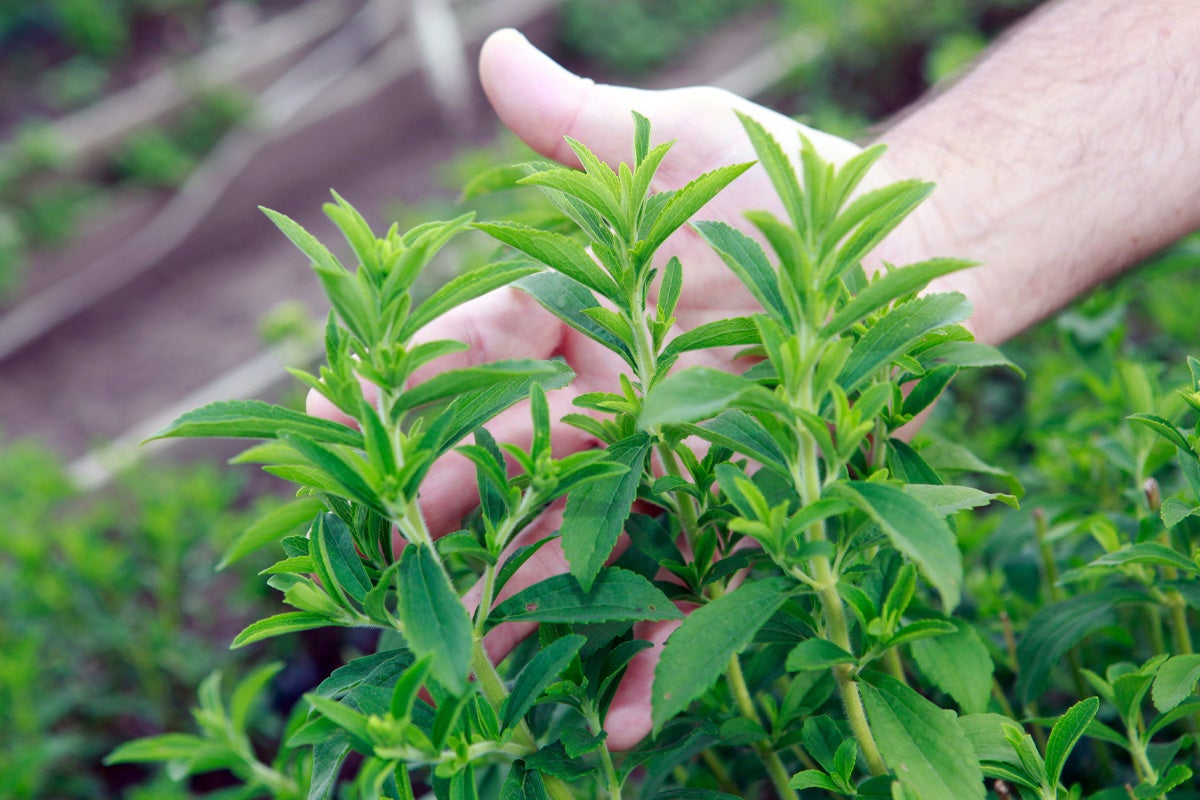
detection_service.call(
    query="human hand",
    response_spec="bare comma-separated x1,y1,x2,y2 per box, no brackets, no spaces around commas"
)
308,28,933,750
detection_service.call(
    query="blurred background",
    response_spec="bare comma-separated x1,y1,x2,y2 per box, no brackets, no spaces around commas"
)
5,0,1200,797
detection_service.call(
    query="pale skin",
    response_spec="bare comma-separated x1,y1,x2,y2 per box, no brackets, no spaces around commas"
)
309,0,1200,751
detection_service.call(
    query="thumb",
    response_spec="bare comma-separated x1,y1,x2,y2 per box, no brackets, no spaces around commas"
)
479,28,645,167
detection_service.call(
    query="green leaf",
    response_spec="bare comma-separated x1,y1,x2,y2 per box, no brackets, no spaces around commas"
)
838,293,973,392
632,110,651,165
220,496,323,568
657,256,683,322
690,410,789,474
886,439,944,485
834,481,963,612
492,568,681,624
828,181,933,277
501,761,552,800
503,635,587,731
885,618,957,649
958,714,1027,772
281,434,383,513
652,577,792,734
735,112,804,234
475,221,619,301
830,144,886,213
261,206,342,273
640,162,754,256
823,259,974,337
389,656,432,720
903,484,1018,516
520,167,623,227
562,433,651,591
1090,542,1198,574
1152,655,1200,713
232,612,333,648
910,619,994,714
305,693,371,744
641,367,785,428
1128,412,1192,454
787,771,842,792
901,364,958,418
1162,498,1200,528
313,512,372,605
146,399,363,447
918,340,1024,376
692,221,787,322
105,733,233,770
396,544,473,694
1016,589,1144,706
462,162,532,200
429,359,575,455
859,671,984,800
516,271,635,364
396,360,570,416
437,531,496,565
661,317,761,358
323,191,379,273
1044,697,1099,788
493,536,556,599
229,662,284,732
389,214,475,297
786,637,857,672
401,261,542,338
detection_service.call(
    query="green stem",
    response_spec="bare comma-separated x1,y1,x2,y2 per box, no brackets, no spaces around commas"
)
700,749,740,793
883,647,909,686
474,566,498,639
816,573,887,777
586,707,623,800
1127,726,1157,784
795,426,887,777
473,492,538,637
397,497,434,549
543,776,574,800
727,652,759,723
726,654,799,800
471,641,535,750
657,442,703,547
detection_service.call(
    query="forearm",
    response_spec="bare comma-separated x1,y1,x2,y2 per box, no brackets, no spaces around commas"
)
874,0,1200,344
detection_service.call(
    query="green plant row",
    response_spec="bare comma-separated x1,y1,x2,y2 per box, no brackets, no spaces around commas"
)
108,113,1200,799
0,440,288,799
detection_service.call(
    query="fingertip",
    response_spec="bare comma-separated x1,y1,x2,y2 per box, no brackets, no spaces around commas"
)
306,388,355,427
478,27,594,163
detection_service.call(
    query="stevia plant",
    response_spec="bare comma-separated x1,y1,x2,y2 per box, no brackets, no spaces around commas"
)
110,112,1072,800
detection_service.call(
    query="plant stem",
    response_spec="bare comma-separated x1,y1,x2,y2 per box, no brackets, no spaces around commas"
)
627,286,705,550
586,707,623,800
794,424,887,777
817,573,887,777
726,654,799,800
657,441,703,546
543,776,575,800
883,647,909,686
473,492,538,637
470,640,535,750
727,652,759,723
701,749,739,793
